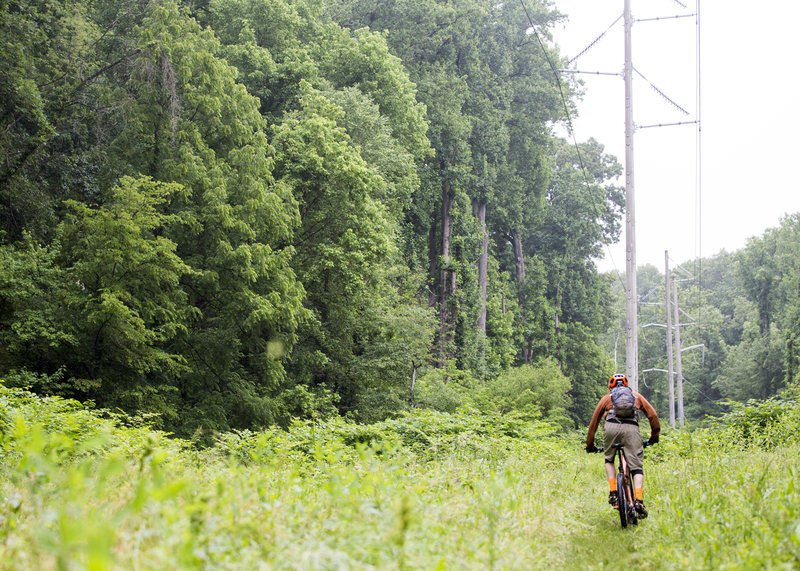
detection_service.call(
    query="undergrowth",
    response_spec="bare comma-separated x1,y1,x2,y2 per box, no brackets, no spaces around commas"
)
1,382,799,569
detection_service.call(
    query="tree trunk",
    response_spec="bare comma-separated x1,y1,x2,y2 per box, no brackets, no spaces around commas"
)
410,361,418,407
555,280,563,369
438,179,455,365
511,231,525,283
428,207,438,308
475,200,488,335
507,230,530,363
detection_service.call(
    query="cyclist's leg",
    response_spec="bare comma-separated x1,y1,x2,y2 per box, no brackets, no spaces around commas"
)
620,424,648,516
603,423,624,507
620,425,644,482
605,461,618,506
632,471,648,518
603,422,625,462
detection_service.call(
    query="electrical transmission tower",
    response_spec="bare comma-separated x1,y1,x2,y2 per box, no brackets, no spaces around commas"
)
562,0,701,394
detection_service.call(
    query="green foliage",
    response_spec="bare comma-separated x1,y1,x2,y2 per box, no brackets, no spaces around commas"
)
0,0,78,237
467,362,573,428
4,382,800,569
561,322,614,423
0,0,312,434
58,176,193,408
706,394,800,450
0,384,113,461
0,234,75,376
215,408,560,467
200,0,437,422
412,361,478,413
0,382,198,569
714,323,786,401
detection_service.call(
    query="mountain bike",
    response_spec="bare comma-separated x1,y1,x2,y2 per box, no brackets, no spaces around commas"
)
594,440,649,528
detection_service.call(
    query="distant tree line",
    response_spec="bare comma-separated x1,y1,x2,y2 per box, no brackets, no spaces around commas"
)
622,214,800,421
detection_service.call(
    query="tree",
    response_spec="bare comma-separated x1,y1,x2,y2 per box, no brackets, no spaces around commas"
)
0,0,311,433
0,177,192,419
203,0,436,419
271,87,395,408
57,177,193,416
329,0,567,374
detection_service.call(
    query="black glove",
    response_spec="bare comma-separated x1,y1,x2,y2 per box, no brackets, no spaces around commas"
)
647,437,659,446
586,445,599,453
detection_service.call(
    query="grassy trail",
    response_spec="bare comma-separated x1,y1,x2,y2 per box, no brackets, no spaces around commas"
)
555,443,800,570
557,450,667,570
2,393,800,570
3,439,798,570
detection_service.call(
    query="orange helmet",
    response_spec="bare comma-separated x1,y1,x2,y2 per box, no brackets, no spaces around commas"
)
608,374,628,389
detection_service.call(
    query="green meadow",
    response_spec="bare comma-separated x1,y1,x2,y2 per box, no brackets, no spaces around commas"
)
1,384,799,570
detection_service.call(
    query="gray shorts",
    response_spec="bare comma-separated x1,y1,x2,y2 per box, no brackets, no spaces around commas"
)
603,421,644,473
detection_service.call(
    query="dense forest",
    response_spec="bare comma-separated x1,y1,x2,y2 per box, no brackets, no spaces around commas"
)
1,0,798,438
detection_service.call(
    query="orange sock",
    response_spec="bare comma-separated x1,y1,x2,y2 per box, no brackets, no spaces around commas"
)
635,488,643,501
609,479,617,492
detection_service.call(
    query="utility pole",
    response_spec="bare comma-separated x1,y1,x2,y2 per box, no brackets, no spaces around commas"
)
664,251,675,427
672,276,685,426
623,0,638,392
559,2,699,396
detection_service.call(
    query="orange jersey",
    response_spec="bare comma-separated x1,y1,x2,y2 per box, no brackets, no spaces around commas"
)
586,391,661,449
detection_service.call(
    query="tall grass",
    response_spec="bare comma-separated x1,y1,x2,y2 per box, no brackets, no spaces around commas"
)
1,384,799,569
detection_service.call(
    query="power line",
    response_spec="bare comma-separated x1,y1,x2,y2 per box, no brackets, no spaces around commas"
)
636,13,695,23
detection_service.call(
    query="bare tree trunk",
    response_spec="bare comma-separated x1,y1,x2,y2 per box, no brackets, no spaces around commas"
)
510,231,525,283
475,200,488,334
438,180,455,365
428,208,438,308
555,280,563,369
507,231,530,363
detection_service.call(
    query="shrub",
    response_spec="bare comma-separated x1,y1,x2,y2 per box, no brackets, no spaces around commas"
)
466,361,573,429
710,395,800,449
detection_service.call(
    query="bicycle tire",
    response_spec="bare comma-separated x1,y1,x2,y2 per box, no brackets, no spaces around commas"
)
625,473,639,526
616,472,628,528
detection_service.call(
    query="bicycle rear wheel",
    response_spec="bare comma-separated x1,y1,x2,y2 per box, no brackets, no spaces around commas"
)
616,473,628,528
624,473,639,526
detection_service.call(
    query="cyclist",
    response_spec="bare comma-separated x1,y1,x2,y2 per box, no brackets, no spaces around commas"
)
585,374,660,518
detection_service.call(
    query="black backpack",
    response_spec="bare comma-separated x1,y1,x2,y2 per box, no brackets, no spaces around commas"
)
610,385,637,419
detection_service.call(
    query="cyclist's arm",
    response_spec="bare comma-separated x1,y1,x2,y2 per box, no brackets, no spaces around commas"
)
586,394,611,448
637,393,661,441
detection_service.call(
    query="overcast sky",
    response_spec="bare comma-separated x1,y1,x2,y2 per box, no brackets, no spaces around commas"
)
550,0,800,273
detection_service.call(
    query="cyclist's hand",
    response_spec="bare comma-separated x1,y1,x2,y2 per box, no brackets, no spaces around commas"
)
645,437,658,446
585,445,599,453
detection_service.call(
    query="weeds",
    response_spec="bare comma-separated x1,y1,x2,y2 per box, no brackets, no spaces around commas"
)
1,383,799,569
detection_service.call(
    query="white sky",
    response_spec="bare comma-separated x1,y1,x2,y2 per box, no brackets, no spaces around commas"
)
551,0,800,273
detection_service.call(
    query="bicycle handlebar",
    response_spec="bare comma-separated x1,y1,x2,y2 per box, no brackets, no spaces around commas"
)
588,440,651,453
